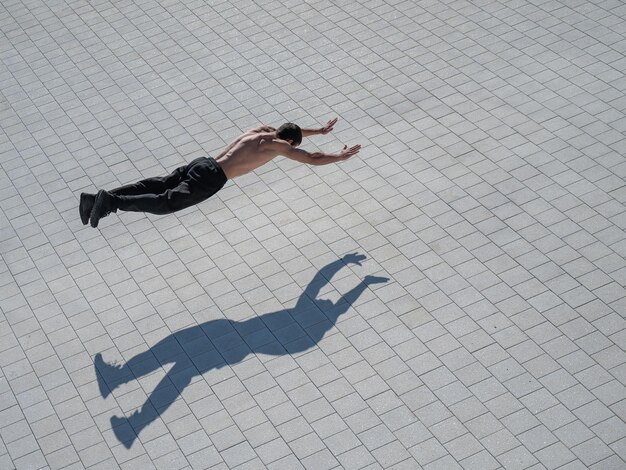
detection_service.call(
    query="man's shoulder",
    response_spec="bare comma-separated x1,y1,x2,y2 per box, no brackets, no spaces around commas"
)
254,135,286,148
242,132,274,142
265,138,295,156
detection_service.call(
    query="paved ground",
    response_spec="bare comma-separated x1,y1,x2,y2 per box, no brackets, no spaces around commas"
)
1,0,625,468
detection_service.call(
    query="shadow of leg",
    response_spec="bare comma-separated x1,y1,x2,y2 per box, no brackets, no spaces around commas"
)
94,353,133,399
95,335,184,399
110,363,194,448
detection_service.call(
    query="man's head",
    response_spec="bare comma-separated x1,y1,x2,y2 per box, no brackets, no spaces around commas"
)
276,123,302,147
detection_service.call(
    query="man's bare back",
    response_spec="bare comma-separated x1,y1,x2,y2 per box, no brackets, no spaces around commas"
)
215,132,283,179
83,118,361,227
216,120,361,179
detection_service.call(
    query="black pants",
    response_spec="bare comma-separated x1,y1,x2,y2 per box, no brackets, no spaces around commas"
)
111,157,227,215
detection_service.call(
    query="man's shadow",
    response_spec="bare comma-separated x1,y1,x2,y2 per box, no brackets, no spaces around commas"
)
95,254,388,448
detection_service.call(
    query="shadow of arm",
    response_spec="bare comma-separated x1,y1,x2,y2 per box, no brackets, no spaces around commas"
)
296,254,366,308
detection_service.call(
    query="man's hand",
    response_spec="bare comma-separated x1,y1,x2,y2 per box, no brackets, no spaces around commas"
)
339,144,361,159
320,118,338,135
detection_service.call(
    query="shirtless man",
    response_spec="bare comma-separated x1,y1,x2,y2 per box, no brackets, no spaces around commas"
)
81,118,361,227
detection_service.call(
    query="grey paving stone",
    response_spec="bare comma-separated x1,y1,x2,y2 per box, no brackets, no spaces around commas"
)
300,448,339,470
466,413,504,441
572,436,614,467
12,450,48,470
336,445,376,470
535,441,577,469
460,449,501,470
410,437,448,467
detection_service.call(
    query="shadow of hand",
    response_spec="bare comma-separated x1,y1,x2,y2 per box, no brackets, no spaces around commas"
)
364,275,390,285
343,253,366,266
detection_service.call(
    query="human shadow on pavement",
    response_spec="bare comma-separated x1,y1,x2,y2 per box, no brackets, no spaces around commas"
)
95,254,388,448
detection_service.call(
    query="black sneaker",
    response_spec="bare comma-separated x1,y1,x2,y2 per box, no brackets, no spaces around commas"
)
90,189,116,228
79,193,96,225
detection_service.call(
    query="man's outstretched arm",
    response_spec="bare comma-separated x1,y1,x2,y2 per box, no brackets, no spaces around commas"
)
300,118,338,138
278,141,361,166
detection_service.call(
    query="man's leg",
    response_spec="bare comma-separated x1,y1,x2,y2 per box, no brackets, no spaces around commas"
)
116,181,200,214
109,165,187,196
79,165,186,225
89,157,226,227
89,181,211,227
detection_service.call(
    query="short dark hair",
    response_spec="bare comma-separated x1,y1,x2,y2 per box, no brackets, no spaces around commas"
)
276,123,302,146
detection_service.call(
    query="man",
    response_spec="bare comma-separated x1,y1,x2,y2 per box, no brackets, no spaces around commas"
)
80,118,361,227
